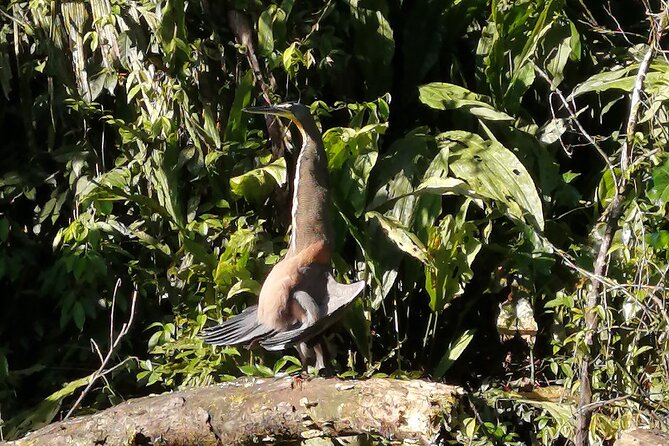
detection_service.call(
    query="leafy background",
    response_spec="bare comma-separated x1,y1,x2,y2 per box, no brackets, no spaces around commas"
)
1,0,669,444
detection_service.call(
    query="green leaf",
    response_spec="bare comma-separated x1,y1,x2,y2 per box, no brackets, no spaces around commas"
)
225,70,254,141
5,375,90,439
597,167,617,209
425,203,482,311
419,82,514,122
570,62,669,98
648,159,669,204
441,131,544,230
324,123,386,216
255,364,275,378
433,329,476,379
343,298,371,362
258,6,276,56
464,417,477,439
368,128,436,225
542,17,580,86
273,355,301,374
282,42,303,78
72,301,85,330
227,279,260,300
229,158,287,203
370,177,481,212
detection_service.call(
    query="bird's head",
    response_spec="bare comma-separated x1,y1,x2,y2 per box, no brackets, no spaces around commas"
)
243,102,314,132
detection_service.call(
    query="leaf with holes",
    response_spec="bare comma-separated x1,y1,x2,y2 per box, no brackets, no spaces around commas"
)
440,131,544,230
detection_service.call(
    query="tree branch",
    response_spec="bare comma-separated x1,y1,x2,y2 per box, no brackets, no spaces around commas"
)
3,378,460,446
227,9,290,159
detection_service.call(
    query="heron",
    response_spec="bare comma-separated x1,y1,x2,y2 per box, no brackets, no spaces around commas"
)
200,103,365,369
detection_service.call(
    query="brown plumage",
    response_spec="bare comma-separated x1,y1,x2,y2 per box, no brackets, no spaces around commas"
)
200,103,364,369
257,240,330,330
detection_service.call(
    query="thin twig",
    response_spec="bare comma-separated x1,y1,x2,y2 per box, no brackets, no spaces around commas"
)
534,66,619,189
64,288,138,420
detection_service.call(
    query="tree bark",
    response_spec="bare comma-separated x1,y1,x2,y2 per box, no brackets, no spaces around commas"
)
3,377,460,446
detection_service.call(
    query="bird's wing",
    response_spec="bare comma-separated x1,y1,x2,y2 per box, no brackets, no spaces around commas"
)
260,274,365,350
199,306,276,346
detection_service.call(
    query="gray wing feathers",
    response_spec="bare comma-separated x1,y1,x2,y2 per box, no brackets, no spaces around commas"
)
199,306,274,346
200,272,365,350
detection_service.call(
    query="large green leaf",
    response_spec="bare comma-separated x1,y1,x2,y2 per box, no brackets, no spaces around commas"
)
368,177,481,212
441,131,544,230
570,62,669,98
419,82,513,122
368,128,437,226
5,375,90,439
225,70,254,141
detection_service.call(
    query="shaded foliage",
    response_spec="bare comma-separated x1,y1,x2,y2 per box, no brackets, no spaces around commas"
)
1,0,669,444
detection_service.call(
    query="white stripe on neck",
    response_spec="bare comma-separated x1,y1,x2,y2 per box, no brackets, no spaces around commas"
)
290,142,307,253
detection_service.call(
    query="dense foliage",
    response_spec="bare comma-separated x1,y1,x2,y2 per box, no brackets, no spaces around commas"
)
1,0,668,444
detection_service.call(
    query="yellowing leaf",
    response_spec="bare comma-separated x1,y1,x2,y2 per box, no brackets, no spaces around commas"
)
366,211,429,264
496,297,538,347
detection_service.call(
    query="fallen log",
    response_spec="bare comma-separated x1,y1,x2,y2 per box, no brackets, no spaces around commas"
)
4,377,461,446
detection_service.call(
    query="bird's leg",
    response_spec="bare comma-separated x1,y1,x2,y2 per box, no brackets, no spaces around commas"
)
295,341,310,365
313,342,326,371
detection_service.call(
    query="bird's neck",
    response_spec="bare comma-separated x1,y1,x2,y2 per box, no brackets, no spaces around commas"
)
289,117,332,258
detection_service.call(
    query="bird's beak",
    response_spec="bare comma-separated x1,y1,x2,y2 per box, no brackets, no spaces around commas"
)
243,105,293,119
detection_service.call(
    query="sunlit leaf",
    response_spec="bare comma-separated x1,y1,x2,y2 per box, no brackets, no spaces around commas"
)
229,158,287,203
225,70,254,140
419,82,513,122
425,202,482,311
496,296,538,347
258,5,276,56
441,131,544,230
324,123,386,216
433,329,476,379
570,62,669,98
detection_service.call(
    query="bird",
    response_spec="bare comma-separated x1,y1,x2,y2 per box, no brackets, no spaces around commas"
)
200,102,365,370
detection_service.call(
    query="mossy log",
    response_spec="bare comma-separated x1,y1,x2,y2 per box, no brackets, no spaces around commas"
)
4,377,461,446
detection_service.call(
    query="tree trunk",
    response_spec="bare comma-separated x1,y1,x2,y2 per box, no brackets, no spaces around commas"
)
3,377,460,446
